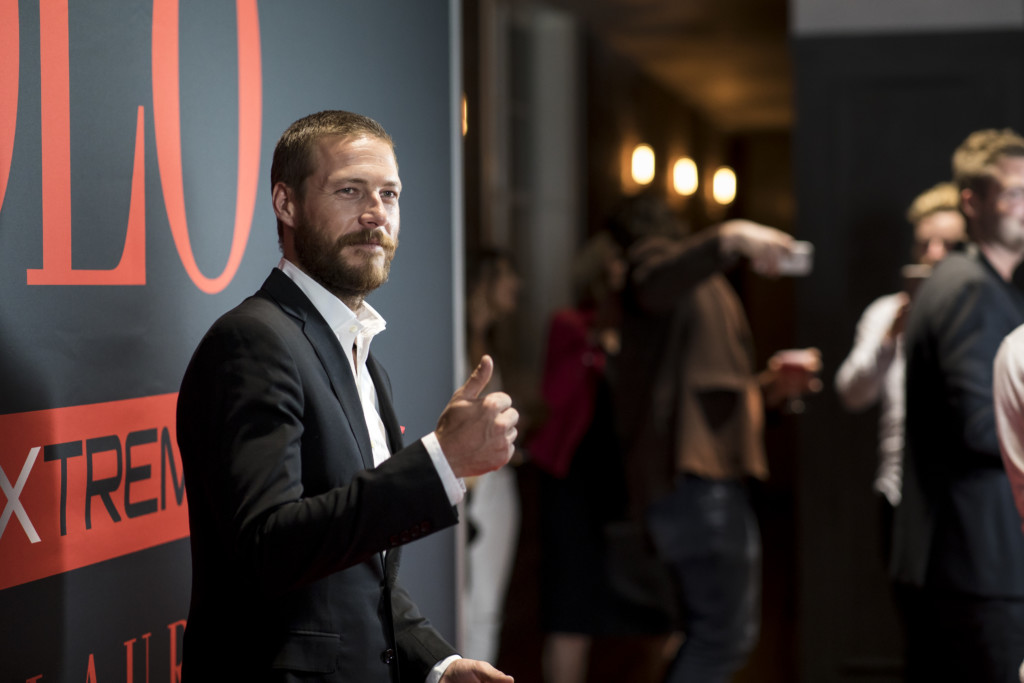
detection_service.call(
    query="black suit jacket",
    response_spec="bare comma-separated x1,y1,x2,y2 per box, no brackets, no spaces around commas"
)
893,248,1024,596
176,269,459,682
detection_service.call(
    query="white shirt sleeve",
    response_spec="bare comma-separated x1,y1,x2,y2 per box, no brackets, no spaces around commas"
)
422,432,466,506
426,655,462,683
994,325,1024,533
835,293,903,412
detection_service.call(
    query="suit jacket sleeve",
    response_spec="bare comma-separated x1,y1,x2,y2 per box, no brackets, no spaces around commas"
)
930,271,1008,464
392,580,458,680
630,227,731,313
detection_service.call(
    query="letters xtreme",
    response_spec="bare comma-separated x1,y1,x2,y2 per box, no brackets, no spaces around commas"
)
0,393,189,590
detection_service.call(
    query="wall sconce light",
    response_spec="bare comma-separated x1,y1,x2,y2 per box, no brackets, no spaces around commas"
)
712,166,737,205
672,157,698,196
461,93,468,137
631,144,656,185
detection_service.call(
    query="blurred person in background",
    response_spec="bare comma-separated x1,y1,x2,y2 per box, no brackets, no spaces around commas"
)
609,191,821,683
994,322,1024,683
462,248,524,665
835,182,966,555
531,232,676,683
894,128,1024,683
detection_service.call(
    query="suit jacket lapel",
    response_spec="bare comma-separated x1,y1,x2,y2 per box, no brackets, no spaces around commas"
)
367,354,405,454
258,270,376,471
367,354,406,578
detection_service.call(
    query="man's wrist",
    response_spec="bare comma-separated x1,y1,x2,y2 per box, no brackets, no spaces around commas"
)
422,432,466,505
427,654,461,683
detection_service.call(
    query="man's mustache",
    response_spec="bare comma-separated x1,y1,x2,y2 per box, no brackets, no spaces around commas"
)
336,228,398,252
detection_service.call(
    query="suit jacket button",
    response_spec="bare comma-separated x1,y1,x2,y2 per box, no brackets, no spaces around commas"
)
381,648,396,665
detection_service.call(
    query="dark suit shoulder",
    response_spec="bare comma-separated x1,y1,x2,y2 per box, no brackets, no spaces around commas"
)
186,296,299,367
197,270,319,345
908,252,991,334
921,251,989,296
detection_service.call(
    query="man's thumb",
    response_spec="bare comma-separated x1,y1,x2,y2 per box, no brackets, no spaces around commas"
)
457,354,494,399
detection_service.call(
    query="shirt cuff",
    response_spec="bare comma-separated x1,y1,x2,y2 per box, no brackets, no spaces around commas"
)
427,654,462,683
422,432,466,505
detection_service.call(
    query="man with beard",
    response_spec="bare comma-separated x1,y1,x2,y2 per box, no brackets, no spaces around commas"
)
176,110,518,683
893,128,1024,682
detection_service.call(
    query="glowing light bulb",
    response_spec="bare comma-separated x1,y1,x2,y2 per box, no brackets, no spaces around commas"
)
631,144,655,185
673,157,698,196
713,166,736,205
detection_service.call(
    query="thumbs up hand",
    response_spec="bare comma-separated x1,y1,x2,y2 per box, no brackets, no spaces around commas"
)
435,355,519,478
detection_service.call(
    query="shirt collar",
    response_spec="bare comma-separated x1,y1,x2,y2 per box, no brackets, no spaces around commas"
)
277,258,387,351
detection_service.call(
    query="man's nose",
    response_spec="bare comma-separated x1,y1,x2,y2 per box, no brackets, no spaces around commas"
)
361,194,387,225
925,238,948,263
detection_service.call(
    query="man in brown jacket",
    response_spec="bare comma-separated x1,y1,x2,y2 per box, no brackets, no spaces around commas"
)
610,192,818,683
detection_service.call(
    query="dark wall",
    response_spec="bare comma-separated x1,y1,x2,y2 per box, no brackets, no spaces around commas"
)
583,33,726,236
792,29,1024,683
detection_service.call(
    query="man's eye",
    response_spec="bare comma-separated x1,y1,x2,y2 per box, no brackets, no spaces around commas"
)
381,190,399,200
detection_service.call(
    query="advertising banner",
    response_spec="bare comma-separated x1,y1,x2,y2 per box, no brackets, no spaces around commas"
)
0,1,458,680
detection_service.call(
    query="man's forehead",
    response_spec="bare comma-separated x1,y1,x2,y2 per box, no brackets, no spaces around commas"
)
311,135,399,179
914,210,965,240
992,153,1024,177
322,132,393,151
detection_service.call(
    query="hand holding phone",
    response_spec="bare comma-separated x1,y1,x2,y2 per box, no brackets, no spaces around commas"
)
901,263,932,298
776,241,814,277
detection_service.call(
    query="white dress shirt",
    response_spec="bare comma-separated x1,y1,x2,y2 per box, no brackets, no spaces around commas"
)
994,323,1024,534
835,292,906,506
994,324,1024,683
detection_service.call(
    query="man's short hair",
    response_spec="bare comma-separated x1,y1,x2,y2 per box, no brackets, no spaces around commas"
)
271,110,394,197
606,189,685,250
952,128,1024,193
906,181,961,226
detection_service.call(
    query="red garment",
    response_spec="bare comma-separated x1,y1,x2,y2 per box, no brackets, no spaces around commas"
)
529,308,606,478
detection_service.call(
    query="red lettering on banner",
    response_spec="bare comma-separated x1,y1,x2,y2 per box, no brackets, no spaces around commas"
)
22,620,187,682
6,1,264,290
168,620,186,683
0,0,18,216
0,394,189,591
26,0,147,286
125,632,152,683
152,0,263,294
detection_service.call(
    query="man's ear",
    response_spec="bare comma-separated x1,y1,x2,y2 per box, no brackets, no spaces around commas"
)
960,187,979,222
273,182,299,228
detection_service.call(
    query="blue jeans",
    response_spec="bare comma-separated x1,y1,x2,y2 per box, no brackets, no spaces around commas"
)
646,475,761,683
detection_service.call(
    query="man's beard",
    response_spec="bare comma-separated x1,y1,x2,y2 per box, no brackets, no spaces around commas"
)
996,218,1024,253
294,223,398,302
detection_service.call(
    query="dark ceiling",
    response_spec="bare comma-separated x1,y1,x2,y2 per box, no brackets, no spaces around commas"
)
547,0,792,133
